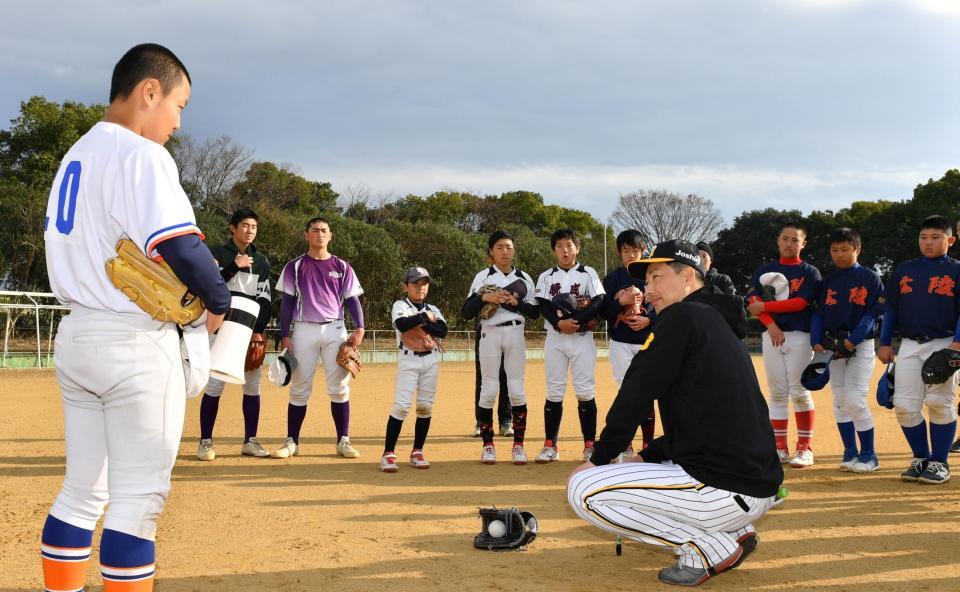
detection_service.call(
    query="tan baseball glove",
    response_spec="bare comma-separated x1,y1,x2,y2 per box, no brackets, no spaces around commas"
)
401,326,438,353
245,333,266,371
105,238,204,325
478,284,501,320
337,342,362,379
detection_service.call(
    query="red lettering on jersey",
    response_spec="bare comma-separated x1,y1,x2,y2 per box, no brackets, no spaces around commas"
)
790,277,804,293
928,275,956,297
849,286,868,306
549,283,561,297
825,289,838,306
570,283,581,296
899,276,913,295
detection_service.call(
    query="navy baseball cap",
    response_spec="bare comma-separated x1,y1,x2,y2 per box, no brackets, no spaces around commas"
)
628,239,706,279
404,266,430,283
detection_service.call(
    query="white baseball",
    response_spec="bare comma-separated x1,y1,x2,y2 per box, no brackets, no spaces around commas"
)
487,519,507,537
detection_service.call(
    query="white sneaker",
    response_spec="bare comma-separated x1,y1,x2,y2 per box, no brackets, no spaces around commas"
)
272,437,298,459
582,446,594,462
777,448,790,464
512,444,528,465
471,423,482,437
789,448,814,468
337,436,361,458
500,422,515,437
197,439,216,461
409,449,430,469
481,444,496,464
851,453,879,473
241,438,270,458
535,446,560,464
380,452,399,473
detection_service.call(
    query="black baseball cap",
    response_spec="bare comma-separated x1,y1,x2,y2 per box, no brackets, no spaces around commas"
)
695,241,713,259
628,239,706,279
403,266,430,283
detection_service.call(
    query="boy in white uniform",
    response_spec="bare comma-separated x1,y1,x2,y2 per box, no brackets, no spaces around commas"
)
40,44,231,592
462,230,540,465
535,228,606,463
380,267,448,472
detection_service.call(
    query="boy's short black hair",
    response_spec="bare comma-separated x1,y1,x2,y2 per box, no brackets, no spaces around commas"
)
781,220,807,236
829,227,861,249
110,43,191,103
488,230,514,251
550,228,580,250
920,215,952,234
305,216,330,231
230,208,259,228
616,229,643,252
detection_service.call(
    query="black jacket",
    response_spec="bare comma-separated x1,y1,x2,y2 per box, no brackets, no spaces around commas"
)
590,285,783,498
209,239,272,333
705,268,736,296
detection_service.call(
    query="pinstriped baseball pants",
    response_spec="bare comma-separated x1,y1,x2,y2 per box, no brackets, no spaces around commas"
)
568,462,777,569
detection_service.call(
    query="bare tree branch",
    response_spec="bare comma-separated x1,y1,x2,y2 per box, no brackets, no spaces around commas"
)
611,189,725,247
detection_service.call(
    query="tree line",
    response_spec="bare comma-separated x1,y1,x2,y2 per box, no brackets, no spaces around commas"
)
2,96,958,328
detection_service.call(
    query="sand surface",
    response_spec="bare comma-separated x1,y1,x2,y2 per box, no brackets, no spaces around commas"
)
2,359,959,591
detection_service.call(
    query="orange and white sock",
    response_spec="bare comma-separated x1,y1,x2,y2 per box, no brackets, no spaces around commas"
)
41,515,92,592
796,410,815,451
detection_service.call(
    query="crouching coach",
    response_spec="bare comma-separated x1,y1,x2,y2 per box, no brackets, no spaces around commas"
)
567,239,783,587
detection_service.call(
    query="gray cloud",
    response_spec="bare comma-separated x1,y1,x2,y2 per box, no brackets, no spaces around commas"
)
2,1,958,223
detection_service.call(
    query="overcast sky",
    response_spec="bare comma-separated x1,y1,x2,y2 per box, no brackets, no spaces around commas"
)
2,0,959,225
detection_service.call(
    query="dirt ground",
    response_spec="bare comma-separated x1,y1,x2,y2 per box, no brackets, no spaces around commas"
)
2,358,959,592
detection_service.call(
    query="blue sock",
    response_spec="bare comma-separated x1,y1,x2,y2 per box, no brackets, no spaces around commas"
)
837,421,857,458
100,529,155,584
42,514,93,548
857,428,875,456
929,420,957,463
901,421,930,459
288,403,307,444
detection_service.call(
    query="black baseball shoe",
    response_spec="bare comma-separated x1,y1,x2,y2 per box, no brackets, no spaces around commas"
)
950,437,960,454
900,457,928,482
918,460,951,484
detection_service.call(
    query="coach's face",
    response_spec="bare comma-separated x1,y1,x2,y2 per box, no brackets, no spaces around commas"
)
645,263,693,314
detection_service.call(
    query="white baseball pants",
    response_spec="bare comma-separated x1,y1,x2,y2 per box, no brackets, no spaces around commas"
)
289,321,350,405
478,324,527,408
568,462,776,570
50,306,185,541
828,340,875,430
894,337,959,427
762,330,814,418
390,350,440,420
609,339,641,387
544,330,596,403
205,367,262,398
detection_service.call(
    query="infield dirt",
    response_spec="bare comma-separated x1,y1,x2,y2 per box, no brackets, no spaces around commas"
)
2,359,958,591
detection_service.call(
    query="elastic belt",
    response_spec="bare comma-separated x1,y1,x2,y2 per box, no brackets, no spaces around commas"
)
495,319,523,327
298,319,340,325
399,345,434,357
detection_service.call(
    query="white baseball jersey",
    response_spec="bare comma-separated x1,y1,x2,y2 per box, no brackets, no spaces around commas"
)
43,122,202,314
467,266,537,327
535,263,606,335
392,299,446,348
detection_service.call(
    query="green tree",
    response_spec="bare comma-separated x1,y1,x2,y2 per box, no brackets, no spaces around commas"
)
0,97,105,290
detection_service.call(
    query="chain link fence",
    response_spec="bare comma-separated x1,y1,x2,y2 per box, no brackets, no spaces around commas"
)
0,291,762,368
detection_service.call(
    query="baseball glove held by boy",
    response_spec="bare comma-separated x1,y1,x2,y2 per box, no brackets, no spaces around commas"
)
337,342,362,379
478,284,501,320
401,326,437,353
105,238,204,325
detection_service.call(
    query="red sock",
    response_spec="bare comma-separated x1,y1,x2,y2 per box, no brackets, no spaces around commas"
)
796,410,815,451
771,419,789,450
